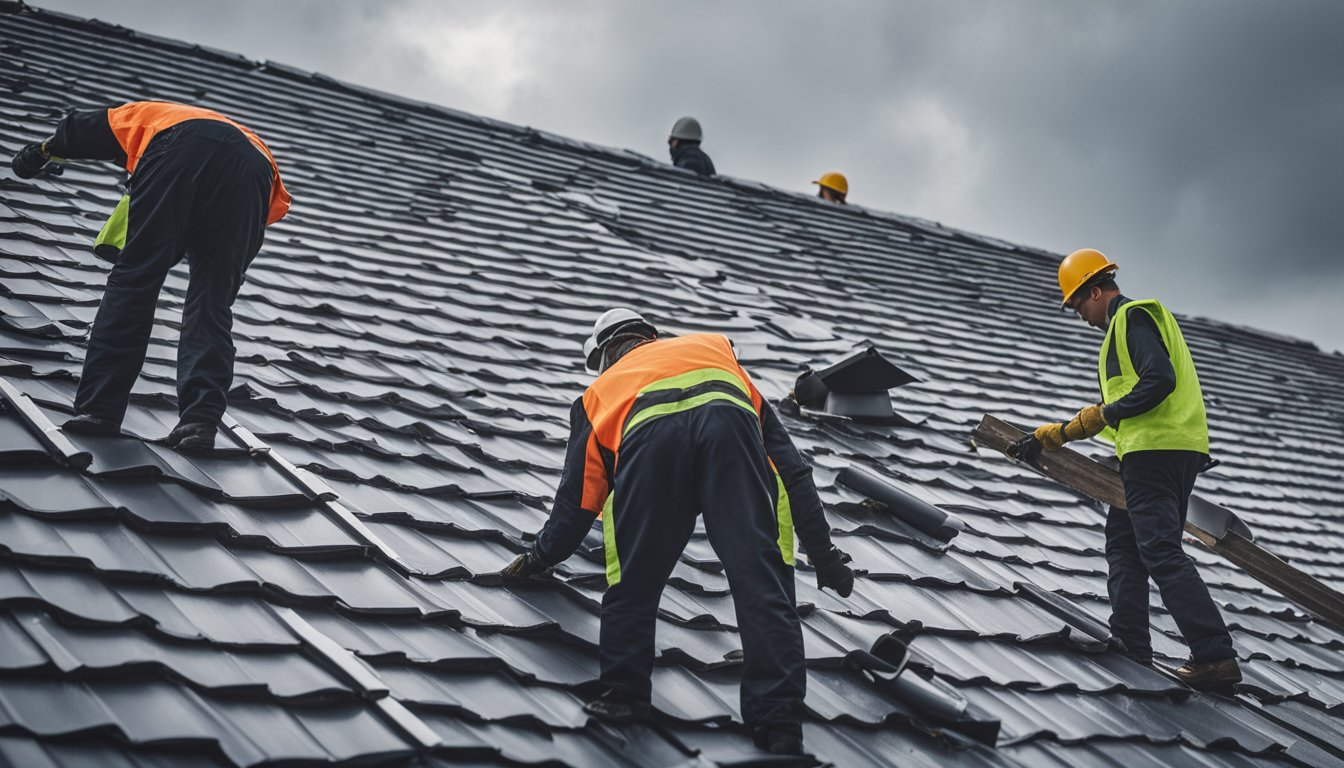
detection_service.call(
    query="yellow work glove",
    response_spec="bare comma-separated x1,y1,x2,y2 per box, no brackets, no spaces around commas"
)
1033,422,1067,451
1063,403,1109,442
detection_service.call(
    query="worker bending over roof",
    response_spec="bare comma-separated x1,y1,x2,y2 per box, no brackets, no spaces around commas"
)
813,171,848,204
504,308,854,756
10,101,290,450
1011,249,1240,692
667,116,716,177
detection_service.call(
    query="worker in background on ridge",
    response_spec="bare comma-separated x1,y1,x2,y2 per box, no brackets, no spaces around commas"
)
813,172,848,204
667,116,716,176
503,308,854,756
9,101,290,451
1010,248,1240,692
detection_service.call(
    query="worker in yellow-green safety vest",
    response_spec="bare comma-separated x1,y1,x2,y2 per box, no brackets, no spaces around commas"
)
502,308,854,756
1011,248,1240,692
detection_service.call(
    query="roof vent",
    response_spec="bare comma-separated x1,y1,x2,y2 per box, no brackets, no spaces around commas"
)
837,465,964,542
1187,495,1254,541
847,634,1001,745
792,346,916,422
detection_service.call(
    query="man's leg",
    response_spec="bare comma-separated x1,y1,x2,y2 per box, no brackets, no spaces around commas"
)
1122,450,1235,663
693,404,806,730
73,146,191,425
1105,503,1154,661
598,415,697,706
176,136,269,426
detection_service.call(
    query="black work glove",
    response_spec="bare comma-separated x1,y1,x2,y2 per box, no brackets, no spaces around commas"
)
11,142,49,179
811,545,854,598
1007,433,1043,463
502,550,551,578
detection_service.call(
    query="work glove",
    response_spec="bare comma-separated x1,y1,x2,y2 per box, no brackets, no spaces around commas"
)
11,142,49,179
1063,403,1109,441
1006,421,1065,463
1032,422,1067,451
811,545,854,598
502,549,551,578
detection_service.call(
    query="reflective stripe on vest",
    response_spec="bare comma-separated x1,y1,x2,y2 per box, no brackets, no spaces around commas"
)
106,101,291,225
1097,299,1210,459
587,334,795,585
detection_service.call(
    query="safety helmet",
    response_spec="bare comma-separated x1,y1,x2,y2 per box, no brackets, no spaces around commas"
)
583,308,656,371
812,171,849,196
669,116,703,142
1057,248,1118,306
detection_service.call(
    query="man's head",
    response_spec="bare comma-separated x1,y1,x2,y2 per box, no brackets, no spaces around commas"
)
1058,248,1120,331
668,116,703,152
584,308,657,372
1065,275,1121,330
813,172,848,205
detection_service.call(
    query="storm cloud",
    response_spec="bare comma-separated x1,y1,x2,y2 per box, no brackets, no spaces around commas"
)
40,0,1344,350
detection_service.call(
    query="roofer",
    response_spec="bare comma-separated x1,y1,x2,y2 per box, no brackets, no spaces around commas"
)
813,171,848,204
1010,248,1240,692
503,308,854,755
667,116,716,177
10,101,290,450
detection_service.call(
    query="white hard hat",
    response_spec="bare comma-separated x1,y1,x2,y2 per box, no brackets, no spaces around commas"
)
669,116,702,142
584,307,654,371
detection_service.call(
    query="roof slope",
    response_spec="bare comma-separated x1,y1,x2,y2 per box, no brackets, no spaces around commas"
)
1,4,1343,766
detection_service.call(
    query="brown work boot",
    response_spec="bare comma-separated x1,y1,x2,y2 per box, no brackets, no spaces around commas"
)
1174,657,1242,692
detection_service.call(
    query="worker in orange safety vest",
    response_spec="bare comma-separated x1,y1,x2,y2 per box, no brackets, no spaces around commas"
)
11,101,290,450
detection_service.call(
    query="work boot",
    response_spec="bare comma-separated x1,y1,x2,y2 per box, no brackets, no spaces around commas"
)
1174,657,1242,692
63,413,121,437
582,692,651,722
752,722,805,756
165,421,217,452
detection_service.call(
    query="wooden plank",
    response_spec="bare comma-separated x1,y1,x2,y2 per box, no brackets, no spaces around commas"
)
972,414,1344,633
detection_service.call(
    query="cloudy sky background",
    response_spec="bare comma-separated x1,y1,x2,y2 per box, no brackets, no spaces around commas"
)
42,0,1344,352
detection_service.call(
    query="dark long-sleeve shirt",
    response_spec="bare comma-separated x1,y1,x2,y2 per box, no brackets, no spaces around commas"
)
1101,294,1176,425
48,107,126,163
670,142,716,177
533,396,833,565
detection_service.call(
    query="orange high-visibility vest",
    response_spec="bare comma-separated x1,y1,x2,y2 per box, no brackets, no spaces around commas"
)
577,333,764,513
107,101,291,225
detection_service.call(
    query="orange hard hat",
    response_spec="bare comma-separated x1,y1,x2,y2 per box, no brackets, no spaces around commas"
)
812,171,848,196
1057,248,1118,306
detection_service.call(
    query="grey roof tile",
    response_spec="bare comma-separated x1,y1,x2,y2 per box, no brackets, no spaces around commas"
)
1,5,1343,765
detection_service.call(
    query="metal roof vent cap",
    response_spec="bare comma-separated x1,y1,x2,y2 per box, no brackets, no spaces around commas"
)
792,346,917,422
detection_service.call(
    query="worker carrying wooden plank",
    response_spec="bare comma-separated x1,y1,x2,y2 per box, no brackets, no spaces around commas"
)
1010,248,1241,692
504,308,854,756
10,101,290,450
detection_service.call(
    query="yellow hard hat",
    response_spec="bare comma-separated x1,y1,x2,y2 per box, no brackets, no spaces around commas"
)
1057,248,1118,306
812,172,848,196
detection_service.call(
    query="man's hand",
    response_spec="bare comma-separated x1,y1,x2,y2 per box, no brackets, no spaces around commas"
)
811,546,854,598
11,142,49,179
1064,403,1109,441
1006,433,1043,463
502,550,551,578
1032,422,1067,451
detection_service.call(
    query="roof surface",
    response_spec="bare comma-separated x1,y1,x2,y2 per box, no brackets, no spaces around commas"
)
2,4,1343,766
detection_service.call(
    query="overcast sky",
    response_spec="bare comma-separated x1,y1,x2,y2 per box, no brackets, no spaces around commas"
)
40,0,1344,352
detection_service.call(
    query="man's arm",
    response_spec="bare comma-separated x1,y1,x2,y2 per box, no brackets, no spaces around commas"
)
1102,308,1176,425
760,399,833,555
47,107,125,163
532,397,606,565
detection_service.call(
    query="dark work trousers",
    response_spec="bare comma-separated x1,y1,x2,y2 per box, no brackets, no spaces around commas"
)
1106,449,1236,663
599,402,805,727
74,119,271,427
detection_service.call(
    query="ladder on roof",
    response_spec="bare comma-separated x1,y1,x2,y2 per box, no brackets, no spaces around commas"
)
973,414,1344,634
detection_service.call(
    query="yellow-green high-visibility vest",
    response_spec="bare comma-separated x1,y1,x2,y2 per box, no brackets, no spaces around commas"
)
1097,299,1210,459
